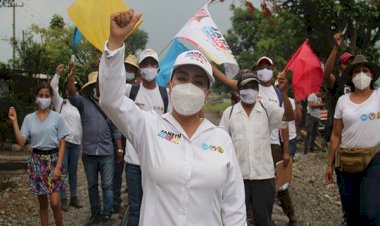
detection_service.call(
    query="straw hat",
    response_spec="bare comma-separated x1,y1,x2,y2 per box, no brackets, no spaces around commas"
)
124,54,140,69
80,71,98,95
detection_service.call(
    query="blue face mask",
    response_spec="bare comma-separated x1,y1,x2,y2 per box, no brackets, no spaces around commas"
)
126,72,135,82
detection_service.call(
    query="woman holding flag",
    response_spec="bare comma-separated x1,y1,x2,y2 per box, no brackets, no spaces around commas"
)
98,9,246,226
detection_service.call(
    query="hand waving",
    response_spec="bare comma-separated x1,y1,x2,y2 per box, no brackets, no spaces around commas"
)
8,106,17,122
109,9,142,50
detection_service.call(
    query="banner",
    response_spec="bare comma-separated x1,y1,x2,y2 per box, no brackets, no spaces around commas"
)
175,4,239,78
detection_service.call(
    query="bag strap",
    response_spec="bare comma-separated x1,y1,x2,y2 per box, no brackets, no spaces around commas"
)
59,100,66,113
228,105,235,119
158,86,169,113
274,86,283,107
129,83,140,102
88,96,108,120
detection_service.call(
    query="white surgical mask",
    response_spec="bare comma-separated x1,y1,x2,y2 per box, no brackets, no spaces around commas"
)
239,89,258,104
171,83,206,116
352,72,371,90
36,97,51,109
125,72,135,82
141,67,158,81
257,68,273,82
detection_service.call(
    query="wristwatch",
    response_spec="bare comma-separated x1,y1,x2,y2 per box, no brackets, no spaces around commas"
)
117,149,123,153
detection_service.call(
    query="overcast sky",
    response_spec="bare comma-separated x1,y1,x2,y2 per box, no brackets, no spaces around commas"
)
0,0,260,62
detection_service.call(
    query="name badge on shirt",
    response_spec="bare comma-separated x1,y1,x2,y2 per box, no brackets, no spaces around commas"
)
157,130,182,144
201,143,224,154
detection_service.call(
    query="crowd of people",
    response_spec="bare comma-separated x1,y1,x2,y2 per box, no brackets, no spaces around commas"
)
7,9,380,226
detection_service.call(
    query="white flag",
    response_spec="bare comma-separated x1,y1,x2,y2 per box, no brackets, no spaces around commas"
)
175,4,239,78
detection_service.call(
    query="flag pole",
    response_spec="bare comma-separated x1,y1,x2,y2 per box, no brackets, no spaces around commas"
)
158,39,174,57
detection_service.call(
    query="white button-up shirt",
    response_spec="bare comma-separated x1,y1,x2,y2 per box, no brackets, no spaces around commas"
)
219,101,284,180
99,43,246,226
50,74,82,145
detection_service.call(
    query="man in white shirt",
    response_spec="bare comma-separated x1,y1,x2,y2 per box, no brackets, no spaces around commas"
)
304,90,324,154
50,64,83,211
123,48,169,226
220,72,294,226
256,56,297,224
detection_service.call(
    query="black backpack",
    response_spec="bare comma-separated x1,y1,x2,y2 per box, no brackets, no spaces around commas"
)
128,83,169,113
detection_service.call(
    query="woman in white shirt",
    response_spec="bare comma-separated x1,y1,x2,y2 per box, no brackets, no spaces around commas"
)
326,54,380,225
98,10,246,226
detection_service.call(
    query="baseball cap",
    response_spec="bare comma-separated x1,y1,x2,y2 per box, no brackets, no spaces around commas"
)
256,56,274,66
139,49,159,64
237,72,259,89
339,52,354,64
171,50,214,84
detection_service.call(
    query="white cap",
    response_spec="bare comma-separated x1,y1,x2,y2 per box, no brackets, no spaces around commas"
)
139,49,159,64
172,50,214,84
256,56,273,66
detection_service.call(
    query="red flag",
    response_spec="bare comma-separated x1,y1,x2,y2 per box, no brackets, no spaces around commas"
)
285,39,323,101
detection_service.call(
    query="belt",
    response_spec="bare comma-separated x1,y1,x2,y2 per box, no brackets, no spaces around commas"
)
32,148,58,155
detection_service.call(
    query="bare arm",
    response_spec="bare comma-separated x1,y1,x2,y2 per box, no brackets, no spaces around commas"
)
281,127,290,167
294,101,302,128
212,64,238,91
52,138,65,181
326,118,343,183
8,107,26,146
324,32,343,89
67,63,76,96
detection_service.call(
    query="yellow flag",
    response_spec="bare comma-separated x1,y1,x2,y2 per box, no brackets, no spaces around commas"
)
68,0,142,51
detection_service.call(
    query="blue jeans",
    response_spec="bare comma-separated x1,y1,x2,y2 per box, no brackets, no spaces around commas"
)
113,153,125,210
82,154,114,217
335,152,380,226
125,163,143,226
60,142,81,199
304,114,320,153
289,138,297,158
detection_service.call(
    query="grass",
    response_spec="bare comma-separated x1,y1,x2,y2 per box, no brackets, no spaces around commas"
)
205,101,230,115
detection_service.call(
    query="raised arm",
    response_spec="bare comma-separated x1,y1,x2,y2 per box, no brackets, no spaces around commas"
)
67,63,76,96
324,32,343,89
212,64,238,91
8,107,26,146
50,64,65,111
99,10,147,145
277,73,294,122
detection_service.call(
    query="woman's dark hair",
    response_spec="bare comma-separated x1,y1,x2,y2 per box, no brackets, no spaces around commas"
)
35,83,54,96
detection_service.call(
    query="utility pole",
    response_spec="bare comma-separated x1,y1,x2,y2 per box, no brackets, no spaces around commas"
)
1,0,24,62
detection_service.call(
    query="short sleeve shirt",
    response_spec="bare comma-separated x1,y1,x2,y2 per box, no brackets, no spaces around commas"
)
21,111,69,150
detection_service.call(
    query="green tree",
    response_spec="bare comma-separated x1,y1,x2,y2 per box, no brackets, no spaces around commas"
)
49,14,65,29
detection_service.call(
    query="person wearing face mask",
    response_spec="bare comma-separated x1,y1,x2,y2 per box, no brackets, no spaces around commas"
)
124,54,141,83
8,84,69,226
50,63,83,211
219,72,294,226
326,54,380,226
67,68,122,226
99,10,246,226
121,49,170,225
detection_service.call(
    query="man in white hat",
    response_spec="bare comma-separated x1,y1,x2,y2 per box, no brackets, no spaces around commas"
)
121,49,170,226
67,67,122,226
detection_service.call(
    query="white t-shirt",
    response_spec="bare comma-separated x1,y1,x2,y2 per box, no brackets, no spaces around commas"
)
123,83,170,165
307,93,321,118
288,98,297,140
258,84,286,144
334,89,380,148
99,44,246,226
220,101,284,180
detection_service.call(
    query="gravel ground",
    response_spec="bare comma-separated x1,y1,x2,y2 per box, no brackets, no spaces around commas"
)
0,110,343,226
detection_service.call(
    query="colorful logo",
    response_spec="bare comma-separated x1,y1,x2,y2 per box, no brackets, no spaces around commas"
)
360,112,380,121
202,26,231,52
185,51,208,65
201,143,224,154
157,130,182,144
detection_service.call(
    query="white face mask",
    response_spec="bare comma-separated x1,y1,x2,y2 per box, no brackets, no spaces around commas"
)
36,97,51,109
125,72,135,82
239,89,258,104
141,67,158,81
257,68,273,82
170,83,206,116
352,72,371,90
